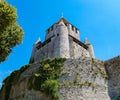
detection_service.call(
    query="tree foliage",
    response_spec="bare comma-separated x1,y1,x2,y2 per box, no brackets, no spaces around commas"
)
0,2,24,62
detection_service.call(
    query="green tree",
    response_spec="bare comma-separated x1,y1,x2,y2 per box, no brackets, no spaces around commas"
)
0,2,24,62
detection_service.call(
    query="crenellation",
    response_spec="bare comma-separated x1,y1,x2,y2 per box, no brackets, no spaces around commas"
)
67,23,80,40
45,28,54,40
31,18,95,62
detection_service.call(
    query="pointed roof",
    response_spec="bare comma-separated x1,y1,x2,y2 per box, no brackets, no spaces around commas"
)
35,37,41,44
56,17,79,30
56,17,70,24
46,17,79,31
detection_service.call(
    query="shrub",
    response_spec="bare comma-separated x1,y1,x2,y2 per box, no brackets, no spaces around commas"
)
41,80,58,94
28,57,66,100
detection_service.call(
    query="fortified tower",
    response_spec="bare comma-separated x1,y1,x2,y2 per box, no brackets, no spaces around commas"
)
30,18,95,62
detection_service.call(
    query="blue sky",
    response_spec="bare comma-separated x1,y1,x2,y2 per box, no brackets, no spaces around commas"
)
0,0,120,87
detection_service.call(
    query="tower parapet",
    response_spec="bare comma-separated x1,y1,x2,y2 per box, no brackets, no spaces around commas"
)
30,18,95,62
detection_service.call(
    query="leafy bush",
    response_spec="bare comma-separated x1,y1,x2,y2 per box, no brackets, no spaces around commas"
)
41,80,58,95
28,57,66,100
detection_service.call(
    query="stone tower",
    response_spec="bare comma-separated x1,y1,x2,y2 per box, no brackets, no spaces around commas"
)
30,17,95,62
84,38,95,58
54,18,70,58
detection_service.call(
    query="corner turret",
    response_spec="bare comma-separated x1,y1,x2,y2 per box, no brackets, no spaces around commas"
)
84,38,95,58
31,38,41,58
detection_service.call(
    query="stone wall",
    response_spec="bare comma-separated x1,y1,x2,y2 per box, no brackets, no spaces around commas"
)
46,19,80,41
67,23,80,40
58,58,110,100
58,21,70,58
69,36,90,58
105,56,120,99
33,34,91,62
1,56,120,100
9,78,51,100
0,57,111,100
33,35,60,62
34,42,50,62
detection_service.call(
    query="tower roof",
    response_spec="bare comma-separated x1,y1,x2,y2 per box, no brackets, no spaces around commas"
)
46,17,79,31
56,17,70,24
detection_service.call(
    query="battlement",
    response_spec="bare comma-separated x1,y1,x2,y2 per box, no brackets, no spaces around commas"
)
45,18,80,40
36,35,55,49
69,35,88,50
30,18,95,62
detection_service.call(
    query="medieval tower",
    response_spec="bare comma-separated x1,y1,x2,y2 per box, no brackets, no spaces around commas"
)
31,17,95,62
1,17,120,100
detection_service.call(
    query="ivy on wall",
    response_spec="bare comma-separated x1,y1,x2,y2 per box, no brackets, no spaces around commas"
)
28,57,66,100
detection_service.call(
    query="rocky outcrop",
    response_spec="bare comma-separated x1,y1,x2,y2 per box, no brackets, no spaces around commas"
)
0,57,120,100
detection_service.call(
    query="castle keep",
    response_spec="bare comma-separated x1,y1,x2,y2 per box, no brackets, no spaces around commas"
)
1,18,120,100
31,18,95,62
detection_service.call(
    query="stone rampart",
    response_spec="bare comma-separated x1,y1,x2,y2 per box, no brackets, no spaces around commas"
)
105,56,120,99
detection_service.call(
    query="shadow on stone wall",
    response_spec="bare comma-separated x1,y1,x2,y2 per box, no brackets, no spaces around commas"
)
105,56,120,99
